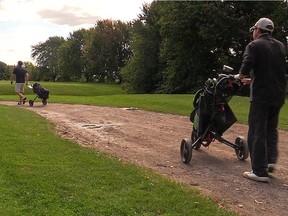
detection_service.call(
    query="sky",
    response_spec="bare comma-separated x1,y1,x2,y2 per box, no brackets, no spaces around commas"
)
0,0,154,66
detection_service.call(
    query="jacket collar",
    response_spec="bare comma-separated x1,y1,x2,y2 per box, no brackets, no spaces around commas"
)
256,32,272,40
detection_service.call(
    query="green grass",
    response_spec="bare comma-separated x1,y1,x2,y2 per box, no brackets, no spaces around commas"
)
0,81,125,96
1,80,288,130
0,105,236,216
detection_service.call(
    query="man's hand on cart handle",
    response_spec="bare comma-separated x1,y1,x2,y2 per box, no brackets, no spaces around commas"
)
233,73,251,85
241,78,251,85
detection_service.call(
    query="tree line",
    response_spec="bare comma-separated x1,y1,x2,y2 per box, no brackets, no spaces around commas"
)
1,1,287,93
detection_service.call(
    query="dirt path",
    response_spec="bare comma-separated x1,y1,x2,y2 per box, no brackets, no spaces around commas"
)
1,101,288,216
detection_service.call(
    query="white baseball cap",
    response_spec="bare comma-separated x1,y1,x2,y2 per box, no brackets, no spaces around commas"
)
249,17,274,33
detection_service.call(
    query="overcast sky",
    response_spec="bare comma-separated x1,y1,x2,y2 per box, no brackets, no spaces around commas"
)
0,0,154,65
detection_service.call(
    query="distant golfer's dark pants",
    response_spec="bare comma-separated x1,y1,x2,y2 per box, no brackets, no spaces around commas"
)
248,102,281,176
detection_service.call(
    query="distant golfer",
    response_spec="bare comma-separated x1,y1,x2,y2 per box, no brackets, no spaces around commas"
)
11,61,29,105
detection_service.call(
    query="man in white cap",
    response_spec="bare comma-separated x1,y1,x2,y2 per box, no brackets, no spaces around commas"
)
236,18,287,182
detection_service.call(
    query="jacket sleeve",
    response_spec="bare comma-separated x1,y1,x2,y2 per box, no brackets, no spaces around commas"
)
239,42,256,76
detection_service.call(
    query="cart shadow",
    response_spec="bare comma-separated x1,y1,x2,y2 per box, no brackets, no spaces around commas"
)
181,146,251,173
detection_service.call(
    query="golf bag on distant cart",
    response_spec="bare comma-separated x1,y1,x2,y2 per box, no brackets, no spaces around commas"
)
28,83,49,106
180,65,249,164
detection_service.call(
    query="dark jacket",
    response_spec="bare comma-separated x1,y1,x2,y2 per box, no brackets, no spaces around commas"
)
240,33,287,106
13,66,27,83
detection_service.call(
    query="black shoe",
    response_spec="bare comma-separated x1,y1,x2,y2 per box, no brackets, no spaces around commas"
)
22,97,27,104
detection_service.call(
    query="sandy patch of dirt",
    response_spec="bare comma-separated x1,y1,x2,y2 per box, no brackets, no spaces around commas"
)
1,101,288,216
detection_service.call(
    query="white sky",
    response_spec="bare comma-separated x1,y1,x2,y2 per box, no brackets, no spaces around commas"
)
0,0,154,65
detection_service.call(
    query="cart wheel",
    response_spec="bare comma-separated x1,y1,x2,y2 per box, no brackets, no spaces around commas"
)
235,136,249,160
42,100,47,105
180,139,192,164
191,127,201,150
29,100,34,107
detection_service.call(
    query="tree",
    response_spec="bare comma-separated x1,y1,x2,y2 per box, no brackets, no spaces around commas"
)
31,36,65,81
0,61,8,80
58,29,87,81
121,3,162,93
23,62,38,81
84,20,131,83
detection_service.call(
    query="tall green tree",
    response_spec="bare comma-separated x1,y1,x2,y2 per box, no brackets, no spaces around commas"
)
121,3,162,93
157,2,220,93
31,36,65,81
58,29,87,81
84,19,131,83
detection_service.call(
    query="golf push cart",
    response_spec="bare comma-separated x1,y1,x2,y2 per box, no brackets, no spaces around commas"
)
27,83,49,106
180,65,249,164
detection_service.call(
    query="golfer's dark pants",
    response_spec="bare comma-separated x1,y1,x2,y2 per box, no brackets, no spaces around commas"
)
248,102,281,176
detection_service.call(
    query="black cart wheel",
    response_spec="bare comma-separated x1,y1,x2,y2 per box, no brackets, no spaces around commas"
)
191,127,201,150
235,136,249,160
42,100,47,105
180,139,192,164
29,100,34,107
